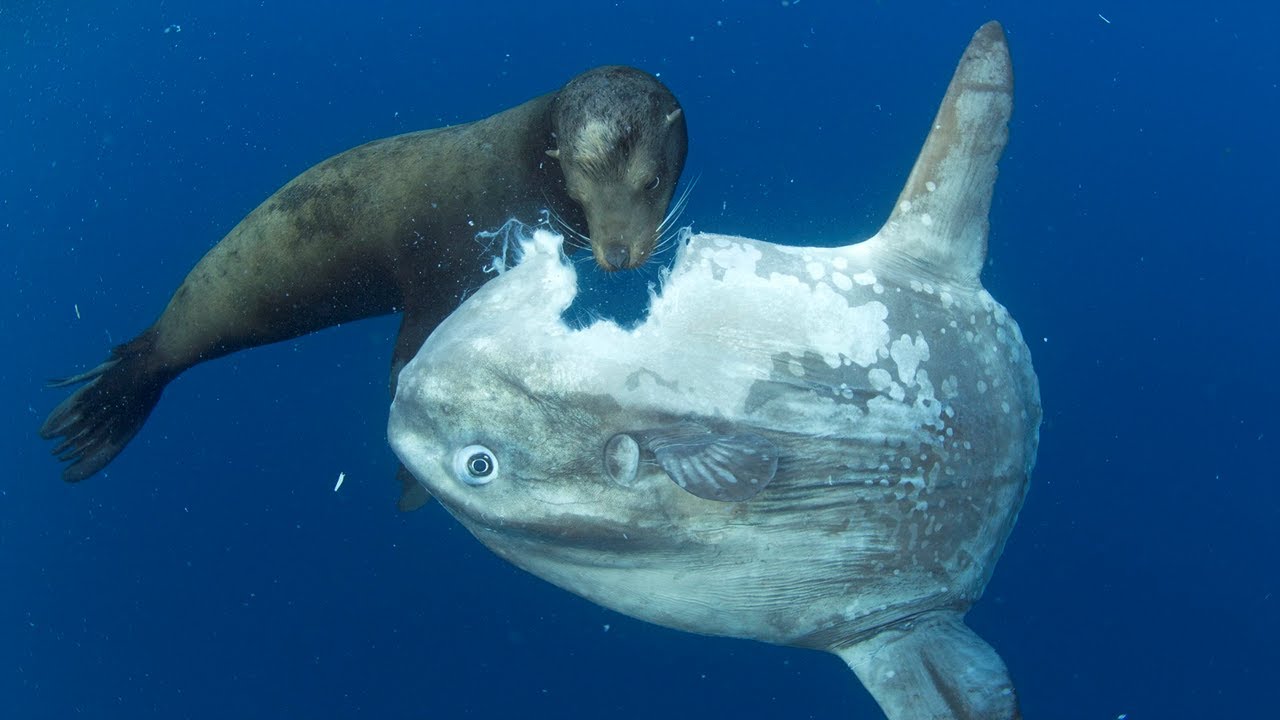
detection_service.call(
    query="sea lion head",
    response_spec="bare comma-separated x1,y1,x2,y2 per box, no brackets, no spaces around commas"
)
548,66,688,271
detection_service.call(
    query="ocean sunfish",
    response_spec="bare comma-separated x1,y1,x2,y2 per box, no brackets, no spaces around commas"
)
390,22,1038,720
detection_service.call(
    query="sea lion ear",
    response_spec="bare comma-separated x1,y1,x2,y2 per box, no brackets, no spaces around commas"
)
639,425,778,502
545,148,561,160
664,108,683,126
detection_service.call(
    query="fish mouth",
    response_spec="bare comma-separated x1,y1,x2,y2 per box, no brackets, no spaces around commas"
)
444,499,674,556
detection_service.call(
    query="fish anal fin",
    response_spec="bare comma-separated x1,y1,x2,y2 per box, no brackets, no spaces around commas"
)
836,611,1019,720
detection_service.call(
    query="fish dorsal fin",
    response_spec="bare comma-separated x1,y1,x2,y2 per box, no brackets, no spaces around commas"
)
876,21,1012,285
639,425,779,502
836,611,1019,720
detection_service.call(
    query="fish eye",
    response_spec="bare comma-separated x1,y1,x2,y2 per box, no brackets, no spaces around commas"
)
453,444,498,486
645,175,661,192
467,453,494,477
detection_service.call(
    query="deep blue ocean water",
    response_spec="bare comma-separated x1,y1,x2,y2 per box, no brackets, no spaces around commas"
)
4,1,1276,718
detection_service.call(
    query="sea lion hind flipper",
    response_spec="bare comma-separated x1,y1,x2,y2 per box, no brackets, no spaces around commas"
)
835,611,1019,720
40,334,167,482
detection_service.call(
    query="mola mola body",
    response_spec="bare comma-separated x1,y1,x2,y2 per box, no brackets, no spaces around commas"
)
391,22,1037,720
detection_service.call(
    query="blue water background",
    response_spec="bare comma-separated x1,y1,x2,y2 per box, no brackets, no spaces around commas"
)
4,1,1276,718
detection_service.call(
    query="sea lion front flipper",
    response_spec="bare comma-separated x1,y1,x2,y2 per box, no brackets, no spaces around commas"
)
396,464,432,512
40,332,169,482
389,308,439,511
835,612,1019,720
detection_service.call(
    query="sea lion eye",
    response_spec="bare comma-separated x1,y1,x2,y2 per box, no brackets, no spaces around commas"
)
645,175,661,192
453,444,498,486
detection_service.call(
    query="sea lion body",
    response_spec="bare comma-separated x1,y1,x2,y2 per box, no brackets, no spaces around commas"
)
149,97,564,385
41,66,688,490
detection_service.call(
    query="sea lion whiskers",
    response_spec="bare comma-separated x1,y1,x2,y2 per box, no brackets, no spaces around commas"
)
656,174,698,237
539,191,592,252
649,176,697,257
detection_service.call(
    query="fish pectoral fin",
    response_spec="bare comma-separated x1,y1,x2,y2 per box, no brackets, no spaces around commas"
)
641,426,778,502
396,464,433,512
835,611,1020,720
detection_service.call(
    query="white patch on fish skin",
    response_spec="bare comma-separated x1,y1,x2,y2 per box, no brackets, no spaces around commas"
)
806,262,826,281
867,367,905,403
868,367,894,391
474,232,895,421
649,236,891,371
700,240,763,278
890,333,930,387
831,272,853,291
853,270,877,286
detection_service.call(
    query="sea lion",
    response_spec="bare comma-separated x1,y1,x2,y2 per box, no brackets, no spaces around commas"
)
41,65,689,502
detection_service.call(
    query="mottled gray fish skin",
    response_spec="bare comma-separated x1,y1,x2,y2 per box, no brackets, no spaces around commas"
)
391,22,1035,720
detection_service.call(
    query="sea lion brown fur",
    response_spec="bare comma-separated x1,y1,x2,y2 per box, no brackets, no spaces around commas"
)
40,66,689,502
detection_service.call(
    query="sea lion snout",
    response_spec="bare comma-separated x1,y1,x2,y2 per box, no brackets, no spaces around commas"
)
601,244,634,271
587,221,657,271
577,183,667,271
594,237,653,271
562,168,672,271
